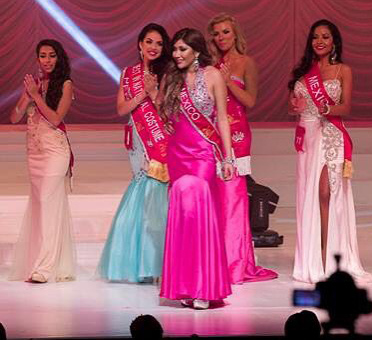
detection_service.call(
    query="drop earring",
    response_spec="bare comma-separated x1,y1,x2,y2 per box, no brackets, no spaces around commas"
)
330,45,337,64
193,55,199,72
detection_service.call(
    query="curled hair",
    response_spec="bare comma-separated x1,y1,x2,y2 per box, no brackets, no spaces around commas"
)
137,23,171,82
36,39,71,110
288,19,343,90
207,13,247,63
162,28,212,115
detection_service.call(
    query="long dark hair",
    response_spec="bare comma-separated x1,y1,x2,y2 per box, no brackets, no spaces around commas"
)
137,23,171,82
36,39,71,110
162,28,212,115
288,19,343,90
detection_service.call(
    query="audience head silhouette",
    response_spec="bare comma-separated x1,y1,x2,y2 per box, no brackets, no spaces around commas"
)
284,310,321,339
130,314,163,339
0,323,6,340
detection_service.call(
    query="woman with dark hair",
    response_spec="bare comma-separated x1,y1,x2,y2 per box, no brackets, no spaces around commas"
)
289,20,370,283
159,28,233,309
97,23,171,283
207,13,278,284
9,39,75,283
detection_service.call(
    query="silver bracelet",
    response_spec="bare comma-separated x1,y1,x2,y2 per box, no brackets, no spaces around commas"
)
222,157,235,165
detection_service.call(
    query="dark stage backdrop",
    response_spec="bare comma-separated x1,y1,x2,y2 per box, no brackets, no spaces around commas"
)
0,0,371,123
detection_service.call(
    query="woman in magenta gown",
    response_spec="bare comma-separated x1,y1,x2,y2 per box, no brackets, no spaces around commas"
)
207,13,277,284
159,28,234,310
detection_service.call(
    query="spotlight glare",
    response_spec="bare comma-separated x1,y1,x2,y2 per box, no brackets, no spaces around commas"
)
36,0,121,84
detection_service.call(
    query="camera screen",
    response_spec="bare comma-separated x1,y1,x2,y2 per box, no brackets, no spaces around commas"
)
292,289,321,307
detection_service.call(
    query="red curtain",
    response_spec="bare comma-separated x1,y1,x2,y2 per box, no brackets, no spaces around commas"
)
1,0,371,123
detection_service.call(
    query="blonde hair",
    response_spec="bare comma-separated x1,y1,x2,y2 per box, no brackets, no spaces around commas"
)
207,13,247,63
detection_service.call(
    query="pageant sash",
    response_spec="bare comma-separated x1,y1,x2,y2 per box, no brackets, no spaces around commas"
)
294,124,306,153
216,60,252,175
122,63,169,182
304,63,353,177
35,79,74,179
179,83,224,162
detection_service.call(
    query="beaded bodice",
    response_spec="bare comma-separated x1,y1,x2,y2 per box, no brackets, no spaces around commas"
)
294,79,342,122
295,79,344,192
187,68,215,121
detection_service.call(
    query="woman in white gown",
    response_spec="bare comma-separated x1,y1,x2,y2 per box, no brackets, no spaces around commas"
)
288,20,370,283
9,39,75,283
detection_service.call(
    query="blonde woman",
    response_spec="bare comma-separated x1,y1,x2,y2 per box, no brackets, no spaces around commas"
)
208,13,277,284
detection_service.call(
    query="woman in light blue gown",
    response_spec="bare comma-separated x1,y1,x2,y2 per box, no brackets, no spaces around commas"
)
97,23,171,282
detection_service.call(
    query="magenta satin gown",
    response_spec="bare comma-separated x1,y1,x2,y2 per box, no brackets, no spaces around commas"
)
218,176,278,284
218,76,277,284
160,69,232,301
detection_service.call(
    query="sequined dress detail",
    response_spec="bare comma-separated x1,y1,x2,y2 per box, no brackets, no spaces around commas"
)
293,79,369,283
9,88,75,282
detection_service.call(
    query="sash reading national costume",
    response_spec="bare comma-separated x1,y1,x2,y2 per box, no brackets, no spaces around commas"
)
122,63,169,182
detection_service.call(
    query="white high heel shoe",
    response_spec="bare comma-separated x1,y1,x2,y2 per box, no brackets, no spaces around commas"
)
180,299,193,307
193,299,209,310
30,272,47,283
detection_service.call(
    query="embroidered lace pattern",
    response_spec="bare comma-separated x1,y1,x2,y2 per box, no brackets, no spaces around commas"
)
26,85,69,155
295,79,344,192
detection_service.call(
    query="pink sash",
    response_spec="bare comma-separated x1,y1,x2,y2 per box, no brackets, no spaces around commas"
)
294,125,306,153
35,79,74,178
216,60,252,175
179,83,224,162
303,63,353,177
122,63,169,182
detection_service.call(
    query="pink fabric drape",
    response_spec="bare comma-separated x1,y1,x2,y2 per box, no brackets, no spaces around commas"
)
1,0,372,123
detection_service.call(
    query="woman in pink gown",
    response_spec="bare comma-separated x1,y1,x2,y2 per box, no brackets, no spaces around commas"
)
9,40,75,283
159,28,234,309
289,20,370,283
207,13,278,284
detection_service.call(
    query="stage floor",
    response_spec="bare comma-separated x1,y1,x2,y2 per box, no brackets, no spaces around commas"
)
0,206,372,339
1,125,372,339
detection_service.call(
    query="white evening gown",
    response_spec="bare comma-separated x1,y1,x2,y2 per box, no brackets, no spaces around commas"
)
293,79,370,284
9,103,75,282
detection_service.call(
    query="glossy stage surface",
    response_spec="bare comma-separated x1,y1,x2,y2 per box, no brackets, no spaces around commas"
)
0,124,371,339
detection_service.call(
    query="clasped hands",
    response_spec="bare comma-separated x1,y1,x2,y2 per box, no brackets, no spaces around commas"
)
23,74,40,99
143,72,158,96
290,94,330,116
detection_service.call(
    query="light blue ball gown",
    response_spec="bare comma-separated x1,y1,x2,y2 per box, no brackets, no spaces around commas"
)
97,124,168,282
